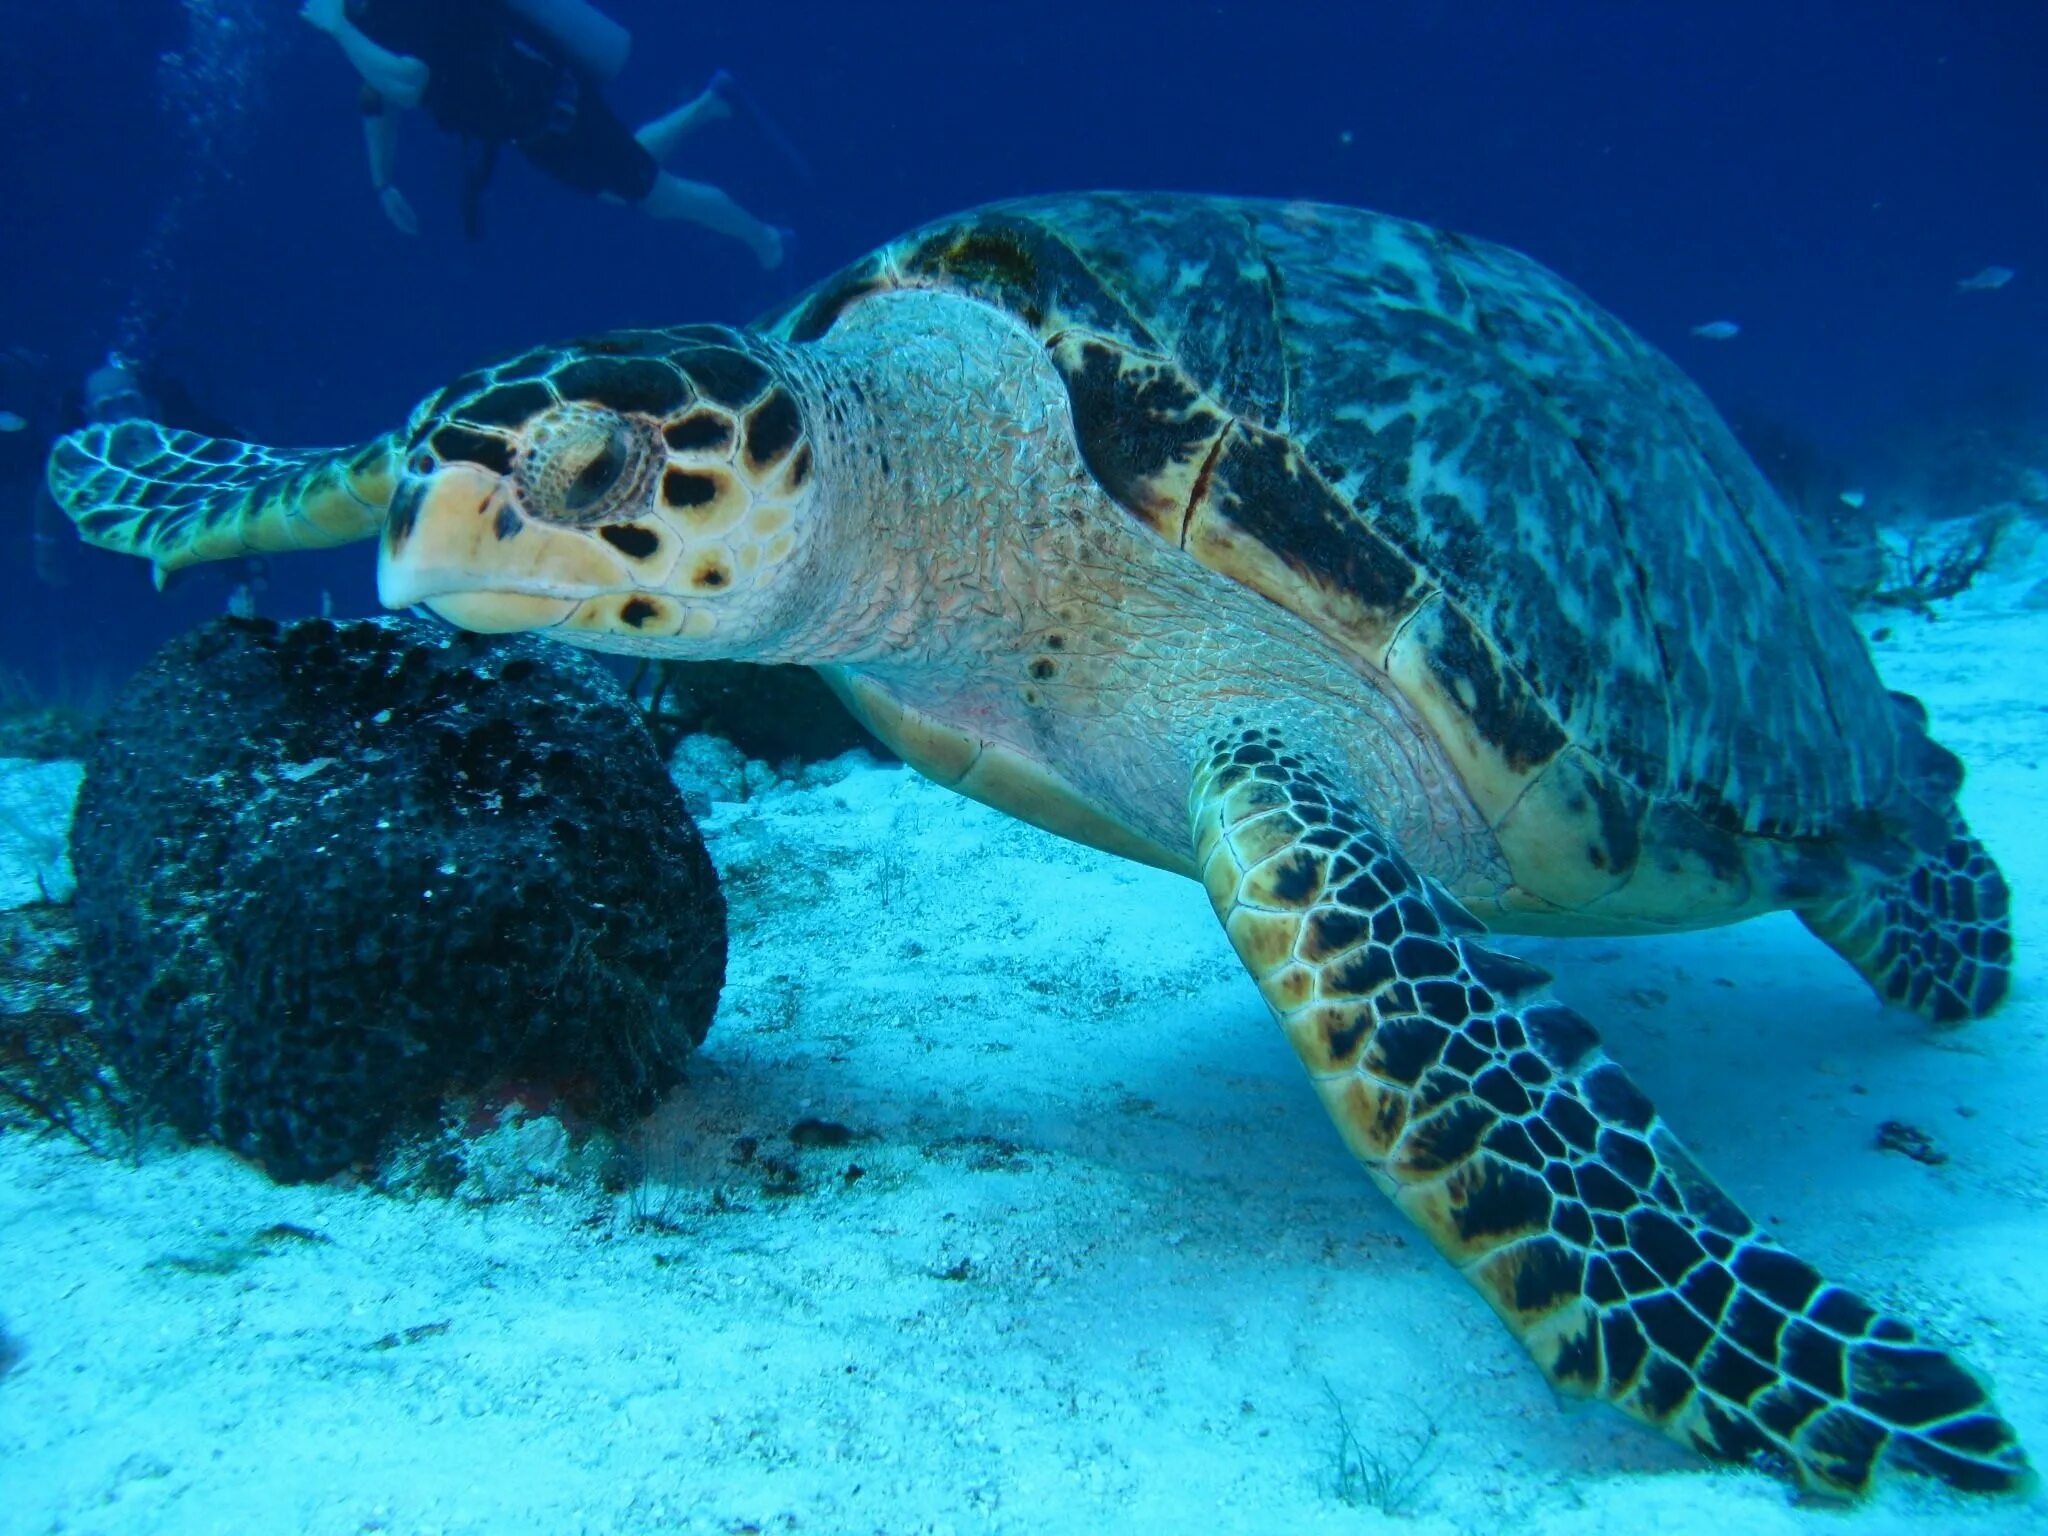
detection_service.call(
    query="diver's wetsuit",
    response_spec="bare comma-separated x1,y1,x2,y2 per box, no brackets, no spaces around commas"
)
348,0,658,205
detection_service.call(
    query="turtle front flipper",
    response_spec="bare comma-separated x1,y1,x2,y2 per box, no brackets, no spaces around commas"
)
47,422,399,584
1190,724,2031,1497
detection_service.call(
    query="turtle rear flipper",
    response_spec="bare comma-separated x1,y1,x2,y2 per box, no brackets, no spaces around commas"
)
1800,816,2012,1026
1190,725,2031,1496
47,422,399,584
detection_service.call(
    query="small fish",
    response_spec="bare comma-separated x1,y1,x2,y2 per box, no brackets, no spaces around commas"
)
0,410,25,432
1839,488,1867,510
1690,320,1741,340
1957,265,2015,292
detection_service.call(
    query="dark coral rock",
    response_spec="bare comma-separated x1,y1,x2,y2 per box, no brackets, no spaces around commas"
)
70,616,725,1182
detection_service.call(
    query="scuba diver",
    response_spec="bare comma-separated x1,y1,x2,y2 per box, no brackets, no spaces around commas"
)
301,0,790,268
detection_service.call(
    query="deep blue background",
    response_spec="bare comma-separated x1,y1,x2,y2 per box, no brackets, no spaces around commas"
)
1,0,2043,696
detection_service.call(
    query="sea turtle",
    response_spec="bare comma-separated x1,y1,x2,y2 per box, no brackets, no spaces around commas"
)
48,193,2028,1496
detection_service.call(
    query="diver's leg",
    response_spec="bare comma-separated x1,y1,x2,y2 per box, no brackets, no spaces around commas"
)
633,76,732,166
637,172,784,268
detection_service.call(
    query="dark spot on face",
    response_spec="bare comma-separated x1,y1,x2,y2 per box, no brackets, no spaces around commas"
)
744,388,802,471
461,381,556,430
620,597,659,629
1028,657,1056,680
388,479,426,543
692,558,730,590
663,411,733,454
681,347,771,408
600,523,660,560
493,503,522,541
783,442,812,489
663,467,719,509
552,357,689,416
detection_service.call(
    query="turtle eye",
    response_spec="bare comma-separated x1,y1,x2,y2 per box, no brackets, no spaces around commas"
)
562,423,630,514
517,406,658,526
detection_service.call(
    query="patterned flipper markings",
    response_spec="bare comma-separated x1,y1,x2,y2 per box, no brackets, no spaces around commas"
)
1190,725,2030,1495
47,422,398,579
1799,820,2012,1026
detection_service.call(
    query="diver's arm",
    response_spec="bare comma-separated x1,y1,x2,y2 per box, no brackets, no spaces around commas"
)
302,0,429,109
360,90,419,235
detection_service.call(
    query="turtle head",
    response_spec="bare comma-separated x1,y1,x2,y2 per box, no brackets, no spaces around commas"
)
378,327,818,656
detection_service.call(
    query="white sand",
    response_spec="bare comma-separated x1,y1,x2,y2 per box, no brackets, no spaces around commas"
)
1,577,2044,1535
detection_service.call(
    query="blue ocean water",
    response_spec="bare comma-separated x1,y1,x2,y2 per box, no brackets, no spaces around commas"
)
0,0,2042,695
2,7,2047,1525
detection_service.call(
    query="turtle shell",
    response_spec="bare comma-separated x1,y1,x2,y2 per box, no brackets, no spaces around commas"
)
771,194,1926,921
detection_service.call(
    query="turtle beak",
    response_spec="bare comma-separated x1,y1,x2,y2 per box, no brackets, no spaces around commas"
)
376,462,624,634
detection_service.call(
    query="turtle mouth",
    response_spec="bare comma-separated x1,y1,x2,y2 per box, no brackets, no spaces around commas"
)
377,463,631,633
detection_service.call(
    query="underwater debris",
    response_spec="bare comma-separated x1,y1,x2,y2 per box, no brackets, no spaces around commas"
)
0,905,129,1154
1875,1119,1948,1166
69,616,726,1183
1324,1381,1443,1516
1956,265,2015,292
788,1116,855,1148
1689,319,1741,339
1867,513,2006,613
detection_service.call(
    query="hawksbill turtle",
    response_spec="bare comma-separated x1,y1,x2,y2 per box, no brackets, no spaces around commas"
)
48,193,2029,1496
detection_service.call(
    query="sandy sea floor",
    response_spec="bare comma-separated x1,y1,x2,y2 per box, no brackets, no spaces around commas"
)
1,572,2045,1535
